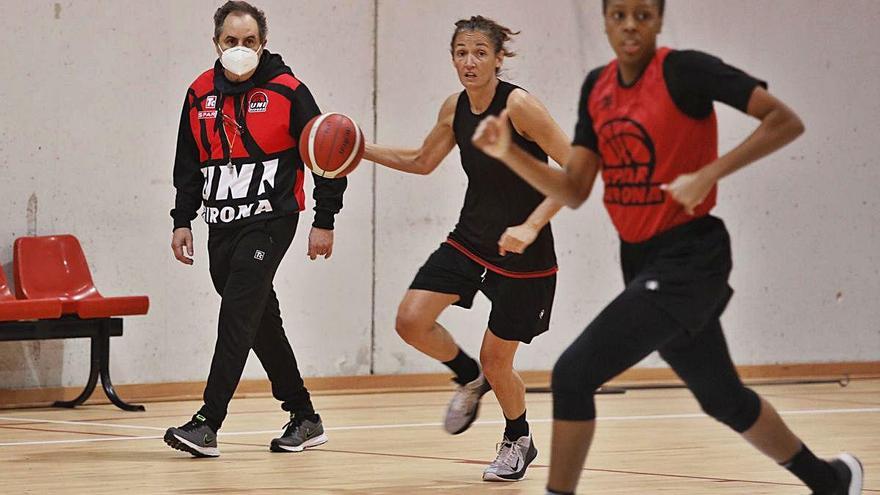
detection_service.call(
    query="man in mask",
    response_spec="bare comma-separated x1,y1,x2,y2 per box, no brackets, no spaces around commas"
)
165,0,346,457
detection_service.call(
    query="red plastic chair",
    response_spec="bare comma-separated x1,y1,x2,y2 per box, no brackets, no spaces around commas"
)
0,264,62,322
14,235,149,319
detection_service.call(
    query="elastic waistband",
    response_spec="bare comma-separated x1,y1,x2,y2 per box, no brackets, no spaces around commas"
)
444,238,558,279
621,215,724,251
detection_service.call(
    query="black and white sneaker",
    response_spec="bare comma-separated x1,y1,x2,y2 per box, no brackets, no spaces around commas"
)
163,414,220,458
482,434,538,482
444,373,491,435
826,453,863,495
270,414,328,453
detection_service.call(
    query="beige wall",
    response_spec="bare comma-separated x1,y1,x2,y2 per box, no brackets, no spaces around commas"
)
0,0,877,389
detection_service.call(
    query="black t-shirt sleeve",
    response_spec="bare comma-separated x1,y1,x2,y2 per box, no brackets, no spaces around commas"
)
663,49,768,119
572,67,604,152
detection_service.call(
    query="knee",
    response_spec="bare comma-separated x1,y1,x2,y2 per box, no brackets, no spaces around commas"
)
217,303,257,329
479,350,512,384
550,348,601,421
394,306,428,345
551,347,601,394
698,386,761,433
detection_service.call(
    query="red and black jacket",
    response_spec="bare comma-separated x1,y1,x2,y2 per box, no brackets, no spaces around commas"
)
171,51,346,231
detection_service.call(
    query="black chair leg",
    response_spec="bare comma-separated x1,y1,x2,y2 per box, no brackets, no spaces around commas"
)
97,322,145,412
53,335,100,408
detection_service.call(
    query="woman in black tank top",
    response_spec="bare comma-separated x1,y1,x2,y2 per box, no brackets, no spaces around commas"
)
363,16,572,482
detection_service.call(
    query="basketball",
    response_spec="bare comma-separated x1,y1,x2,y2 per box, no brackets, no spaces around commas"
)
298,113,365,179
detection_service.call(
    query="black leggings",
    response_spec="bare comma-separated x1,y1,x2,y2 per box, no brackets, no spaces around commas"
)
552,217,761,433
552,289,760,432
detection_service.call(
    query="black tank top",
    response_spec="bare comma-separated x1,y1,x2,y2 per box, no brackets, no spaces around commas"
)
447,80,557,277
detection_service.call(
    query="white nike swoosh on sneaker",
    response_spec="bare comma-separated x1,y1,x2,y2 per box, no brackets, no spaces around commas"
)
275,433,328,452
173,433,220,457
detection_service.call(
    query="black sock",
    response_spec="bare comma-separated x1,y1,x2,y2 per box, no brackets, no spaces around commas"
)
442,348,480,385
504,410,529,440
782,444,838,493
545,488,574,495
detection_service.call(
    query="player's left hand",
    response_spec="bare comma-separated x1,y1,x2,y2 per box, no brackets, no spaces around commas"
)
661,170,716,215
308,227,334,260
498,223,539,256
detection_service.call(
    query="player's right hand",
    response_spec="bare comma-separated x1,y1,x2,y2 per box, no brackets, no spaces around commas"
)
498,223,538,256
171,228,194,265
473,109,512,160
660,169,716,216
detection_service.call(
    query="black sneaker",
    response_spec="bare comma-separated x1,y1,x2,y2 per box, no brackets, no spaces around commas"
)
163,414,220,458
826,453,863,495
270,414,328,452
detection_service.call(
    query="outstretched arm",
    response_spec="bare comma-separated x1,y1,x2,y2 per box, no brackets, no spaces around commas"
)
363,94,457,175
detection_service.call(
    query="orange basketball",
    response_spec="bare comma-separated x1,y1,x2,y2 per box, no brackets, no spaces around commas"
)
298,113,365,179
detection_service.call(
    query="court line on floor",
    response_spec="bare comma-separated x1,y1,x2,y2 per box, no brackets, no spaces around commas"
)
149,440,880,494
0,399,486,427
0,424,139,439
769,396,880,408
1,406,877,447
4,380,877,428
583,465,880,492
0,416,166,431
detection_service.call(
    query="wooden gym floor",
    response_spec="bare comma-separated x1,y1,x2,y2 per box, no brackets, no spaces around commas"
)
0,379,877,494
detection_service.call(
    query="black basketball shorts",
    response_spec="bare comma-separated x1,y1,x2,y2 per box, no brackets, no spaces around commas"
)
409,242,556,344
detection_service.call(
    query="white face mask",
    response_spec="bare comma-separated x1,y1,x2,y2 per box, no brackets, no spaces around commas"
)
217,44,261,76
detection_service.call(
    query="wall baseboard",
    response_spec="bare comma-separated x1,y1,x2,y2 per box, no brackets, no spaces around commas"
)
1,361,877,410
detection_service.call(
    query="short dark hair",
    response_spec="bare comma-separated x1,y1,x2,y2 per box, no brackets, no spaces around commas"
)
602,0,665,16
213,1,268,42
451,15,520,58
